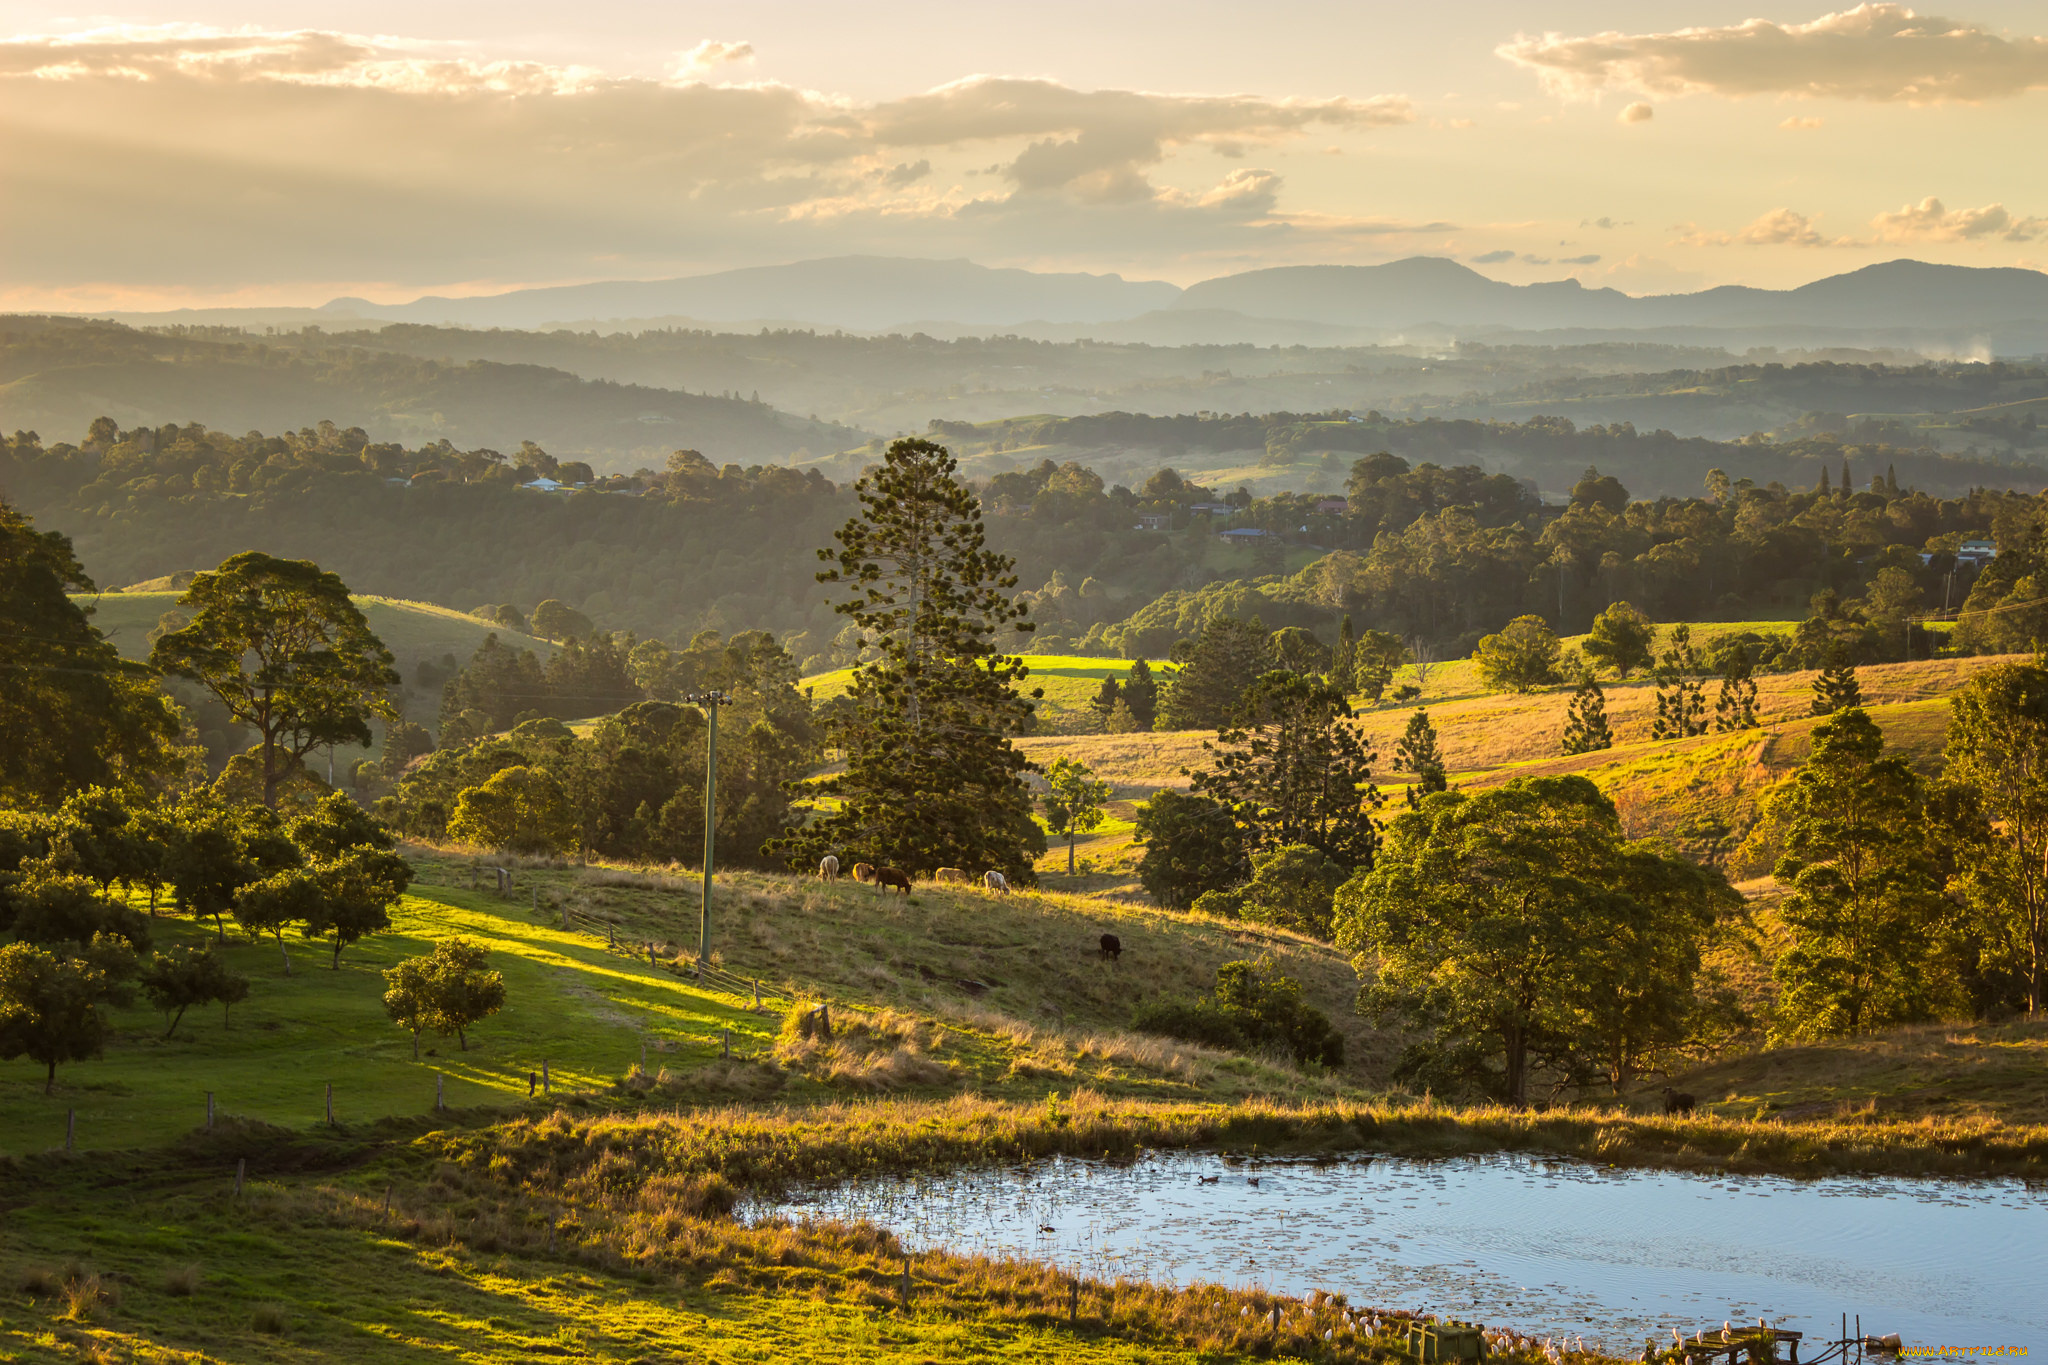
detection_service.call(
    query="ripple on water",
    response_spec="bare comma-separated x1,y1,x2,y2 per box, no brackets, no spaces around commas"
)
748,1150,2048,1354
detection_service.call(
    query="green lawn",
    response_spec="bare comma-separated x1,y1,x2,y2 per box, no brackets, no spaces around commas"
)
803,654,1165,725
0,870,778,1157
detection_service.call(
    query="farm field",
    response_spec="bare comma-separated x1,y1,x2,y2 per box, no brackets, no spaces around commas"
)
0,855,1370,1160
803,654,1167,728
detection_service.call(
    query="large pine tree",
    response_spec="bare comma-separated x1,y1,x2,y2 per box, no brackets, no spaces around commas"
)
774,439,1045,881
1812,647,1863,716
1394,707,1448,806
1650,624,1709,740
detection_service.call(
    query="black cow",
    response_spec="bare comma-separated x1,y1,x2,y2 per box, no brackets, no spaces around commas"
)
1099,933,1122,962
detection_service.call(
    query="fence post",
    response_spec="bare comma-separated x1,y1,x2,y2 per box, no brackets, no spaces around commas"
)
753,979,761,1011
235,1158,245,1196
541,1061,551,1095
900,1255,911,1308
435,1074,444,1111
608,922,616,949
382,1184,392,1217
819,1002,832,1040
325,1081,334,1128
206,1091,215,1131
1069,1279,1079,1327
65,1108,75,1155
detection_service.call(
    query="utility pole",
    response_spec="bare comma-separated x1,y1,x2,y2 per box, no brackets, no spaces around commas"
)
685,690,731,963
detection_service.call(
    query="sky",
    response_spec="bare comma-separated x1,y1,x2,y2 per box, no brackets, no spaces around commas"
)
2,0,2047,310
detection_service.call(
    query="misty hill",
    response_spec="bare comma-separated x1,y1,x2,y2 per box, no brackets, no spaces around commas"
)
1179,258,2048,336
0,316,862,467
323,256,1181,331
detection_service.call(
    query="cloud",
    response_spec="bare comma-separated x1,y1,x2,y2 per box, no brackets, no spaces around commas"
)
671,39,754,79
1780,115,1825,129
1676,208,1834,247
1470,249,1516,263
1619,101,1654,123
0,25,1424,297
1560,253,1602,264
1870,196,2044,241
1498,4,2048,104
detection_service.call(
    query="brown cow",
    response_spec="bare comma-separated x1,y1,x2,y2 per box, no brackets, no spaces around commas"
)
874,867,913,895
935,867,970,885
851,862,876,884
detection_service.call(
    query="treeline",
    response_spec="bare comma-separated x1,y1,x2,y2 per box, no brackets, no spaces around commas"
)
954,406,2036,499
1080,460,2022,656
0,314,864,464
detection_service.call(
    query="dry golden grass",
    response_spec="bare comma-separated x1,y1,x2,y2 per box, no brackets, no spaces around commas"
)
1650,1017,2048,1126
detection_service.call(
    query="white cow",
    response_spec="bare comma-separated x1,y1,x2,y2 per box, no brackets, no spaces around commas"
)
819,854,840,881
982,870,1010,894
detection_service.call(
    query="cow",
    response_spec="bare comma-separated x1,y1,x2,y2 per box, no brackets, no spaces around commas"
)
982,870,1010,894
1099,933,1122,962
818,854,840,881
874,867,913,895
1661,1087,1697,1116
851,862,876,884
935,867,971,885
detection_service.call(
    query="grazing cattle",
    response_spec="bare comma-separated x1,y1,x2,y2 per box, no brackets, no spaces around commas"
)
851,862,876,884
1661,1087,1697,1116
874,867,913,895
982,870,1010,894
818,854,840,881
935,867,970,885
1098,933,1122,962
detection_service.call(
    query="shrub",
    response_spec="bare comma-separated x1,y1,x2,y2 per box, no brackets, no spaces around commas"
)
1128,997,1248,1052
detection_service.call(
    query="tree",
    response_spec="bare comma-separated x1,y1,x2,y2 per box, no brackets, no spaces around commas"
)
1234,843,1349,940
1131,953,1345,1067
1042,757,1113,874
1133,790,1247,911
4,872,150,950
290,791,394,861
1157,617,1271,730
1121,660,1159,731
1089,674,1124,728
1352,630,1410,704
304,848,413,968
1473,615,1562,693
1811,646,1863,716
778,438,1044,882
1268,626,1330,676
448,765,577,857
1191,672,1381,867
1333,776,1722,1105
382,937,506,1057
528,599,594,641
1582,603,1656,681
46,788,149,893
139,946,248,1038
1103,698,1142,733
1768,709,1945,1038
0,941,128,1093
1650,625,1709,739
234,868,323,975
1946,662,2048,1014
1394,708,1448,803
0,499,182,806
151,552,400,808
1332,615,1358,694
1560,679,1613,755
1713,646,1760,732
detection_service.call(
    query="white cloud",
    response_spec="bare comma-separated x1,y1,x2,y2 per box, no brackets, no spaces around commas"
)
1499,4,2048,104
0,25,1423,294
1619,101,1654,123
1676,208,1834,247
1780,115,1825,130
1870,196,2044,241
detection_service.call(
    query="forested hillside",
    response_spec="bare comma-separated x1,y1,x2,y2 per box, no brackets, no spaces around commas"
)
0,315,863,466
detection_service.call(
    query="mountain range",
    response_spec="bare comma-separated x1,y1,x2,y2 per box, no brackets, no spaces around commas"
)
79,256,2048,352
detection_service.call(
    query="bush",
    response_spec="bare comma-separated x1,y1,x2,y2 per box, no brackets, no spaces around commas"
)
1129,997,1248,1051
1132,955,1344,1068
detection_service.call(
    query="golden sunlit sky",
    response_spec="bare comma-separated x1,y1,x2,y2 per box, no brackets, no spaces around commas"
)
3,0,2047,310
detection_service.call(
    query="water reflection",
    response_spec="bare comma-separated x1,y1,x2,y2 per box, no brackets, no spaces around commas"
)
749,1151,2048,1353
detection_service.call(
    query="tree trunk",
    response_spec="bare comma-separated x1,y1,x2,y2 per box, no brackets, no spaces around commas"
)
213,912,226,944
331,934,344,969
275,931,291,977
1067,833,1076,874
165,1005,189,1040
261,733,280,810
412,1029,420,1060
458,1029,468,1052
45,1060,56,1094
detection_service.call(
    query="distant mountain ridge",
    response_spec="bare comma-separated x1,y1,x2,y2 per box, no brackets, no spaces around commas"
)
75,255,2048,348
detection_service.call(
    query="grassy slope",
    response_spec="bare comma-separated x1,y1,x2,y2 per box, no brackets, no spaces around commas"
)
1646,1019,2048,1126
0,856,1373,1159
804,654,1165,728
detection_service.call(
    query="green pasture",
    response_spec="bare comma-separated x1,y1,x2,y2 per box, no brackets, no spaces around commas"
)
803,654,1165,722
0,869,776,1157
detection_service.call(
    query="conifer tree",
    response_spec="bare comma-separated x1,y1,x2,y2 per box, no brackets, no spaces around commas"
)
1651,624,1709,739
1560,678,1613,754
1334,615,1358,695
1714,646,1760,731
1090,674,1123,725
775,438,1045,881
1812,647,1863,716
1122,659,1159,731
1394,707,1448,806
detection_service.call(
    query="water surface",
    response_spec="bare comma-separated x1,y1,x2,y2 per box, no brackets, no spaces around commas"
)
753,1151,2048,1353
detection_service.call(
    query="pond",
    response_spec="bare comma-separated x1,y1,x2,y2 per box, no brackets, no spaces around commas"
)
751,1151,2048,1354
